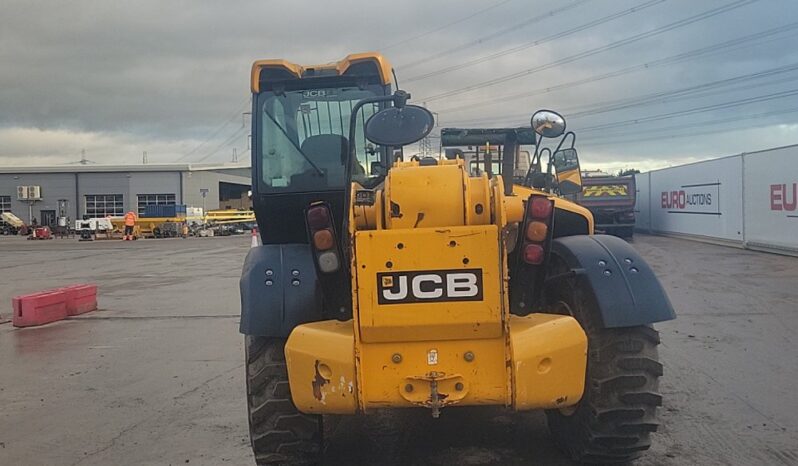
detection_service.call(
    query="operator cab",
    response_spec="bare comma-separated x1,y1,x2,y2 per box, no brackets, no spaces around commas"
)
441,110,584,197
251,53,394,243
440,127,536,183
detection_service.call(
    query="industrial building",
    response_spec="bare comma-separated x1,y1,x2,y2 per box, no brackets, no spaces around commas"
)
0,164,251,227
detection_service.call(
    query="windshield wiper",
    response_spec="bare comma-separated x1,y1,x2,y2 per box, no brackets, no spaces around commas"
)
262,110,325,177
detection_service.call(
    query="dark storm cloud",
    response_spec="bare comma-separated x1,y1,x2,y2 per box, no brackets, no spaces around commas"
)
0,0,797,168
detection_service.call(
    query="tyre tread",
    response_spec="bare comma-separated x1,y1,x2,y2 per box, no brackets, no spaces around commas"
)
245,336,321,465
545,263,664,464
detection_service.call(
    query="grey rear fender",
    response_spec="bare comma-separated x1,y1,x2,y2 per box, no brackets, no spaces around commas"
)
550,234,676,327
239,244,323,337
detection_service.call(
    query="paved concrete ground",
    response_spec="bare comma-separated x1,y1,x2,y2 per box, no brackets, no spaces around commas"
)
1,234,797,465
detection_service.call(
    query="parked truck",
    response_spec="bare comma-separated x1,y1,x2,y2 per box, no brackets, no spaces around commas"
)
572,175,637,238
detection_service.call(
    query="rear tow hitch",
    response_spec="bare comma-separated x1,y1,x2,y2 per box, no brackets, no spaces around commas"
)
429,375,445,418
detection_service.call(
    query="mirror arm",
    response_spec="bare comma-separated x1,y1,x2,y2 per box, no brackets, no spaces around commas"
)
566,131,576,149
347,94,399,172
392,90,410,108
342,91,411,264
547,131,576,190
343,93,397,262
552,131,576,156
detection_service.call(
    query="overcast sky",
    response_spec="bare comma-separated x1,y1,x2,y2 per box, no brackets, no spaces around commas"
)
1,0,797,172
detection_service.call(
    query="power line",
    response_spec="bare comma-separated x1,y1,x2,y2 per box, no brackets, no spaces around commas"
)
433,21,798,117
585,106,798,142
404,0,664,83
576,87,798,133
380,0,514,52
443,58,798,126
441,79,798,149
419,0,760,102
567,65,798,118
579,106,798,147
398,0,592,70
571,73,798,124
175,96,250,161
192,126,248,163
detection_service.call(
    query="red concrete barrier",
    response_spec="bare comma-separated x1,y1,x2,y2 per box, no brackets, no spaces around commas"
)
12,291,68,328
60,284,98,316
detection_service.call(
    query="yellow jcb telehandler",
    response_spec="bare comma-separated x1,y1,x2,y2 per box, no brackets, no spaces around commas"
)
240,53,675,465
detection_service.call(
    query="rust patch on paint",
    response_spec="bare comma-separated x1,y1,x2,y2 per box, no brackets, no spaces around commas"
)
413,212,425,228
312,359,329,401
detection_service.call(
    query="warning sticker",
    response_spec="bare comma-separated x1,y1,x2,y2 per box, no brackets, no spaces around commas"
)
583,184,629,197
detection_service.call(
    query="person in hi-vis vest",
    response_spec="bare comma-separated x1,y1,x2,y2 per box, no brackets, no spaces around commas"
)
123,211,137,241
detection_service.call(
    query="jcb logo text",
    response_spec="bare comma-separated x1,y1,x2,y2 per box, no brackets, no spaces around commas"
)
377,269,483,304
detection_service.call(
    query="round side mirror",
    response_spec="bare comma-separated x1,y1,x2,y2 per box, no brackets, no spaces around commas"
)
365,105,435,147
531,110,566,138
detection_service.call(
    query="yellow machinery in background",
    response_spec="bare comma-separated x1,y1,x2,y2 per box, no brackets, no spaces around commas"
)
109,217,180,239
108,210,255,239
1,212,27,235
203,209,255,225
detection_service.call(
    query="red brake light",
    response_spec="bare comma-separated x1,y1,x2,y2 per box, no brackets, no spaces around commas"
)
529,197,553,219
523,244,545,264
307,205,331,230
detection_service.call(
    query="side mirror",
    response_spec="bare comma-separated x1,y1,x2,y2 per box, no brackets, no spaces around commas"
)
364,105,435,147
553,148,583,195
531,110,566,138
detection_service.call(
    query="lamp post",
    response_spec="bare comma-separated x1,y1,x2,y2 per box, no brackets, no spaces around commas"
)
200,188,209,215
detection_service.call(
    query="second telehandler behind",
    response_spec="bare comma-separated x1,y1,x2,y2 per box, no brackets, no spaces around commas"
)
240,53,675,465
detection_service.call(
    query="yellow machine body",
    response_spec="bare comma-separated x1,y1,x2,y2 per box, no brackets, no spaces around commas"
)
285,158,589,414
355,225,502,342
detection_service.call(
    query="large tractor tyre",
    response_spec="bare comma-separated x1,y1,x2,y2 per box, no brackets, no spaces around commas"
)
545,260,663,464
245,336,323,465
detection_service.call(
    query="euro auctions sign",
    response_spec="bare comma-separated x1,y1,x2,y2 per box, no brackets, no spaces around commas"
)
747,177,798,251
661,183,720,215
639,146,796,251
770,183,797,215
743,145,798,252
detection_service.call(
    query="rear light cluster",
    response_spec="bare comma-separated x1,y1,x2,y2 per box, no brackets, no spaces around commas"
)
523,195,554,265
306,203,341,273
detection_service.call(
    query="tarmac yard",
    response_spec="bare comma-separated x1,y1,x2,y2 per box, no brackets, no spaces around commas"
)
1,235,797,466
